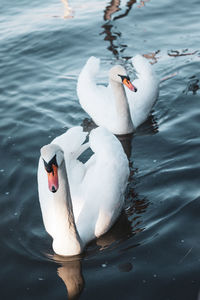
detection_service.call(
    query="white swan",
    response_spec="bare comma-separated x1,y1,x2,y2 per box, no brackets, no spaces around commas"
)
37,126,129,256
77,55,159,135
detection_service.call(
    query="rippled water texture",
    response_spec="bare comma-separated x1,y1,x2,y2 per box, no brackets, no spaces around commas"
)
1,0,200,299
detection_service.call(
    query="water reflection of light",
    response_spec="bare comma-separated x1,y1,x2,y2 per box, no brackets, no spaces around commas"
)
100,0,152,57
60,0,73,19
100,0,137,57
100,23,120,57
103,0,121,21
112,0,136,21
103,0,136,21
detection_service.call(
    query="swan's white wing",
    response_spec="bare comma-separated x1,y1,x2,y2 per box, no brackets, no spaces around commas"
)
52,126,88,158
126,54,159,128
76,127,130,243
77,57,116,129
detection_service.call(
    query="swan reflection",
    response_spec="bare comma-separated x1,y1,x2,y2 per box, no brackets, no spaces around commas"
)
135,113,159,136
49,191,148,299
117,133,133,159
49,212,132,300
95,211,132,250
52,254,84,300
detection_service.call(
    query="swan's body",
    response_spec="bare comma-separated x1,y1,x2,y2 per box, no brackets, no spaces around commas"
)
77,55,159,135
38,126,129,256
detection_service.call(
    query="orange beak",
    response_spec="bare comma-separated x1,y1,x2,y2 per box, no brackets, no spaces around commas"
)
122,78,137,92
47,164,58,193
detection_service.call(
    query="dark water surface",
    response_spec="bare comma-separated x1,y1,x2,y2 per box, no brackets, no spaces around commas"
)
1,0,200,299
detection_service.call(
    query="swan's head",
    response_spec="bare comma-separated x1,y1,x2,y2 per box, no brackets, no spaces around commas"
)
40,144,64,193
109,65,137,92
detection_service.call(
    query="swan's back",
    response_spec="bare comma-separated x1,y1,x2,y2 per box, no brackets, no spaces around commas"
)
75,127,129,242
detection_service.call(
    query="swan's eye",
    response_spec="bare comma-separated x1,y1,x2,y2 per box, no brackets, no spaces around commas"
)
49,155,58,167
43,160,53,173
118,75,131,84
118,74,126,82
43,155,58,173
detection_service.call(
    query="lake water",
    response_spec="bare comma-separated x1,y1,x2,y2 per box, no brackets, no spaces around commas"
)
1,0,200,299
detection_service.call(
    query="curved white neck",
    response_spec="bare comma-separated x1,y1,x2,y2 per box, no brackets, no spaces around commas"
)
52,162,82,256
110,79,134,134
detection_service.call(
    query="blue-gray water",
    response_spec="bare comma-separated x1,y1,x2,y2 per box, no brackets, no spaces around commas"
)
1,0,200,299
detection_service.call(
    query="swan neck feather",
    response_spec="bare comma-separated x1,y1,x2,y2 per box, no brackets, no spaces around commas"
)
52,161,82,256
110,79,134,133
